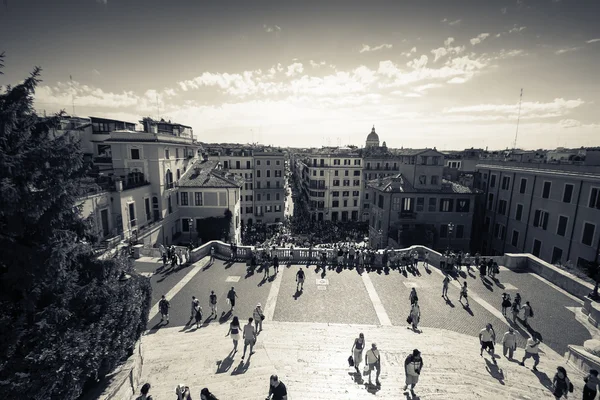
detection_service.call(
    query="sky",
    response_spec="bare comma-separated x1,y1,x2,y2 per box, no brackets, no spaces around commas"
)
1,0,599,150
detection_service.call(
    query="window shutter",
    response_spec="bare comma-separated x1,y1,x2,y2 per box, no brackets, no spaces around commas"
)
534,210,540,227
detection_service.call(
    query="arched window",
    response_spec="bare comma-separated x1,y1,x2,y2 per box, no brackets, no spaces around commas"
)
176,169,181,180
165,169,173,189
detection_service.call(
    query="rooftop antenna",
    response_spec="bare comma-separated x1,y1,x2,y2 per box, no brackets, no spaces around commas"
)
512,88,523,151
70,75,75,116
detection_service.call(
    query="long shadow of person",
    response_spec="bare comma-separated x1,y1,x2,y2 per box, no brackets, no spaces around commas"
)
532,369,554,391
293,289,303,300
445,297,456,308
463,303,475,316
216,350,235,374
219,310,232,324
482,278,494,292
231,359,250,375
485,358,505,385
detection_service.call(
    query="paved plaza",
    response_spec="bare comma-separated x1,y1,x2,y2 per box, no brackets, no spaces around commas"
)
132,256,596,399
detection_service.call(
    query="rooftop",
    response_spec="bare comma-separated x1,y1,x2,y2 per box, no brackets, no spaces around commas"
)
178,159,244,188
368,173,478,194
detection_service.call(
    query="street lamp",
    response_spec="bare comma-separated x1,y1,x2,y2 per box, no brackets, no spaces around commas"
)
189,218,194,245
447,223,455,253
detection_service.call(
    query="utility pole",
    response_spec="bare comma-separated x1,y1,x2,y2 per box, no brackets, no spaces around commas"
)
512,88,523,151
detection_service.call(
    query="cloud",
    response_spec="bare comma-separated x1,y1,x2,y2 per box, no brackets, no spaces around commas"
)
508,25,527,33
401,47,417,57
501,7,508,14
559,119,581,129
444,98,585,117
92,69,101,75
442,18,462,26
586,38,600,44
407,55,429,69
360,43,393,53
431,47,448,62
415,83,442,92
470,33,490,46
263,24,281,34
286,62,304,77
555,47,582,55
309,60,327,68
444,37,455,46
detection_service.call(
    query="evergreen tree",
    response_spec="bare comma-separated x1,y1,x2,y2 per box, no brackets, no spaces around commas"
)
0,54,151,399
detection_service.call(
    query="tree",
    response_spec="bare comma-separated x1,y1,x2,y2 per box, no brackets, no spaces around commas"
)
0,54,151,399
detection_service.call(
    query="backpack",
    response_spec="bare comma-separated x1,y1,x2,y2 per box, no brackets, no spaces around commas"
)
568,380,574,393
529,307,534,318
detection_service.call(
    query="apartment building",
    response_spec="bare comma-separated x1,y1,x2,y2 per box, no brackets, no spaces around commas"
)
295,148,363,222
207,146,286,225
367,148,479,250
476,161,600,268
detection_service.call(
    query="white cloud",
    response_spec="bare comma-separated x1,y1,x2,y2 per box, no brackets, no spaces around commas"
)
586,38,600,44
444,98,585,117
415,83,442,92
431,47,448,62
508,25,527,33
470,33,490,46
360,43,393,53
442,18,462,26
555,47,581,55
401,47,417,57
407,55,429,69
309,60,327,68
447,77,467,84
559,119,581,128
444,37,455,46
286,62,304,77
263,24,281,33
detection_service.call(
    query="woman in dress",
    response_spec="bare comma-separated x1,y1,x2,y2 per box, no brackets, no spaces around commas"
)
226,316,241,353
501,293,512,316
409,288,418,306
410,301,421,331
351,333,365,374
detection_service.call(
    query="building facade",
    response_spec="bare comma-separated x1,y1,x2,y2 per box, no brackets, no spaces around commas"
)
476,161,600,268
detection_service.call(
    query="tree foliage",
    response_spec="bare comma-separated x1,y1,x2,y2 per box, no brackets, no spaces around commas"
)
0,57,151,399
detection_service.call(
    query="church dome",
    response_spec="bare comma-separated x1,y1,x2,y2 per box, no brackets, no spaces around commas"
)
366,126,379,142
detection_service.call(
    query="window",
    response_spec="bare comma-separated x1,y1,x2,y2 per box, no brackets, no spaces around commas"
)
181,192,188,206
353,199,358,207
266,194,271,201
194,192,203,206
267,160,271,166
333,179,340,186
332,200,339,208
247,161,251,169
490,174,497,188
320,170,324,176
440,224,448,238
563,184,574,203
501,176,511,190
494,223,500,238
511,230,519,247
176,169,180,180
589,188,600,209
276,193,280,201
440,199,454,212
519,178,527,194
497,199,507,215
557,216,568,237
378,195,384,208
533,209,549,230
456,199,470,212
343,200,348,207
165,170,173,189
353,179,360,186
402,198,413,211
532,239,542,257
275,205,281,212
256,181,261,189
456,225,464,239
257,170,261,178
428,198,436,212
313,170,316,176
552,247,563,264
332,191,339,197
131,148,140,159
515,204,523,221
487,193,494,210
392,197,401,211
431,176,439,185
276,160,280,165
343,179,350,186
354,170,360,176
582,223,596,246
257,194,261,201
416,197,424,212
334,170,339,177
267,170,271,178
176,148,180,159
182,218,189,232
257,160,261,166
334,159,340,165
168,195,172,214
345,170,349,177
419,175,426,184
353,190,360,196
145,198,151,221
343,191,350,197
542,181,552,199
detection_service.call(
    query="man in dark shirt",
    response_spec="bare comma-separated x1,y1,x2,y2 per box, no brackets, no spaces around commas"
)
265,374,287,400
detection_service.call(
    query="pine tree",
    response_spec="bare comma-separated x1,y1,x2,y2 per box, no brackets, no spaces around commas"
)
0,53,151,399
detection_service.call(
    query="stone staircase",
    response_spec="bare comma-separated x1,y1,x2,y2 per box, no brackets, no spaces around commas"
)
133,321,583,399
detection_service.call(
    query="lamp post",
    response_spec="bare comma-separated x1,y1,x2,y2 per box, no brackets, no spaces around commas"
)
189,218,194,245
448,223,455,253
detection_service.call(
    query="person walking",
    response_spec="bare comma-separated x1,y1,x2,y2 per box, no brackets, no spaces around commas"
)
200,388,218,400
194,302,203,328
253,303,264,333
410,301,421,331
511,298,521,321
210,245,215,264
413,250,419,269
501,293,512,315
176,384,192,400
227,287,238,312
190,296,200,319
459,281,469,307
479,323,497,363
209,290,218,317
265,374,288,400
409,288,418,306
263,259,271,280
519,335,542,371
583,369,599,400
515,293,522,308
136,383,153,400
242,317,256,360
403,349,423,396
424,251,430,269
522,301,533,326
296,267,305,291
442,275,450,298
502,327,517,359
552,366,572,399
159,295,170,324
226,316,241,353
273,254,279,274
365,343,381,387
351,333,365,374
